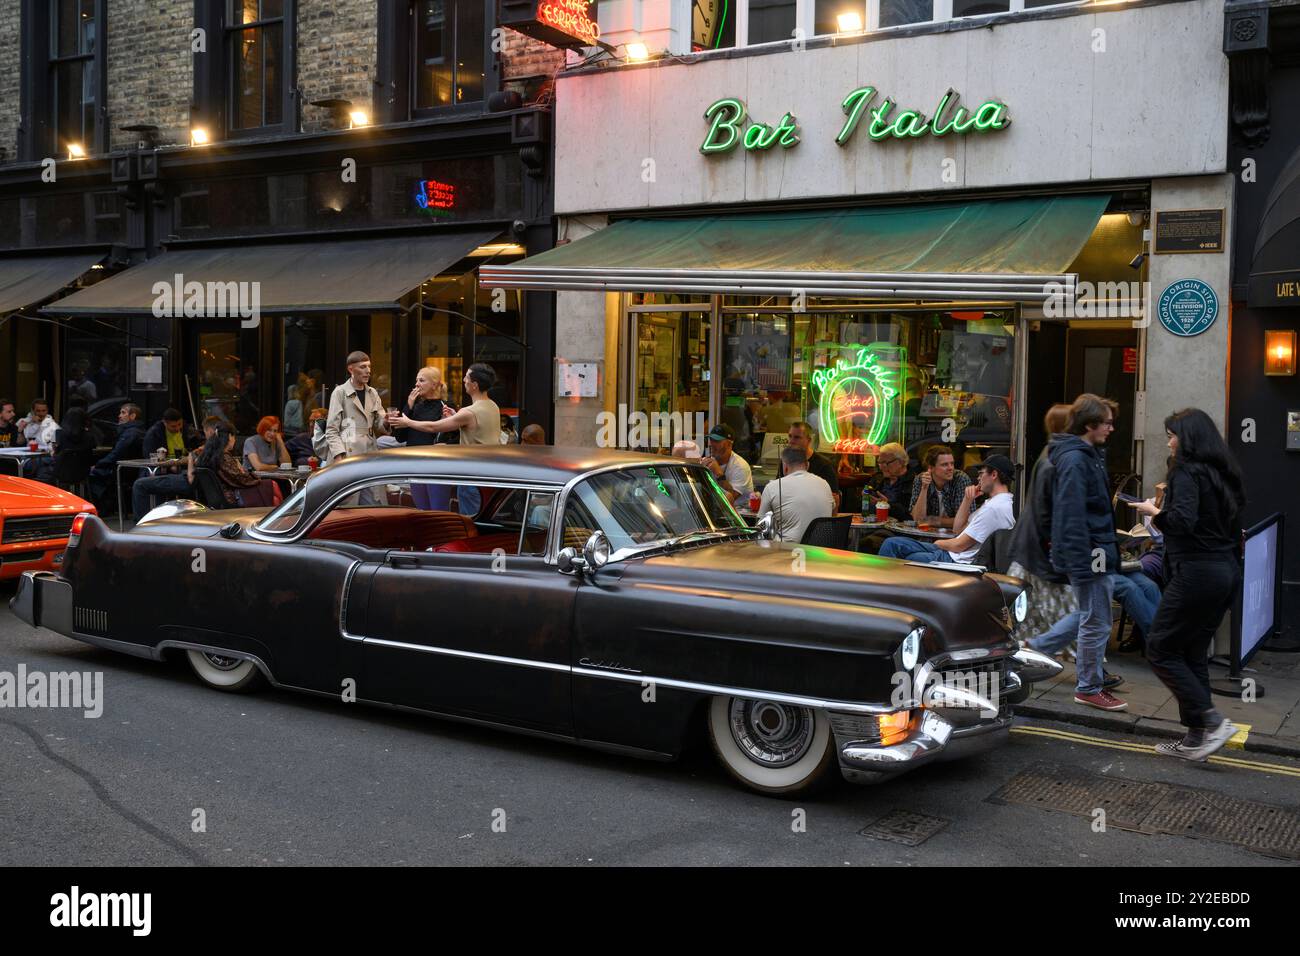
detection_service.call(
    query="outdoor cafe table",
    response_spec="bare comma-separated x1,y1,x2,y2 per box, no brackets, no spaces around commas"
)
116,457,186,530
0,446,49,477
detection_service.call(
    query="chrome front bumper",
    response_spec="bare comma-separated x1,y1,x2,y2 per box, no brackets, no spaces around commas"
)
9,570,74,635
833,647,1063,783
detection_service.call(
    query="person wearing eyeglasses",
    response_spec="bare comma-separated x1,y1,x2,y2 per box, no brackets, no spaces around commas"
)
864,442,914,521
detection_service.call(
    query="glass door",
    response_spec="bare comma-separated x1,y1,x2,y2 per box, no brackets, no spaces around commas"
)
629,310,712,451
189,323,262,435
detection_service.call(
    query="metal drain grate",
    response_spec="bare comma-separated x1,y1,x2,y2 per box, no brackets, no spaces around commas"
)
989,763,1300,861
860,810,949,847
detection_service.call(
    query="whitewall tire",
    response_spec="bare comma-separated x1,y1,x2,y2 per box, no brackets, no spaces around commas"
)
707,695,836,796
185,649,264,693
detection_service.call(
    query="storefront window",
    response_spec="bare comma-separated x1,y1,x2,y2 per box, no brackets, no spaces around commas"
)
194,326,262,435
65,318,129,406
280,318,326,437
951,0,1010,16
878,0,934,27
749,0,797,44
348,315,395,407
719,299,1015,483
630,311,712,451
421,273,471,408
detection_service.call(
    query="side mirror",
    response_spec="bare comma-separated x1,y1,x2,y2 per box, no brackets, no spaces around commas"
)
557,546,586,576
754,513,776,541
583,530,611,571
218,521,242,539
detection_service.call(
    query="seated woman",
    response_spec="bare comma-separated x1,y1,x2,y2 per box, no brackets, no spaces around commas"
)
243,416,292,472
49,408,96,486
191,424,276,507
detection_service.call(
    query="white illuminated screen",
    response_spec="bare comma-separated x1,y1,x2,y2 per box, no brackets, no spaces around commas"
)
1240,522,1278,660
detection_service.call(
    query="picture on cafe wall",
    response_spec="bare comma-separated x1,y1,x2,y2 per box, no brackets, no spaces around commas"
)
948,331,1013,397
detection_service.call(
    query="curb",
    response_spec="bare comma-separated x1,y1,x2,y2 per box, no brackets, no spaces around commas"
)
1014,699,1300,760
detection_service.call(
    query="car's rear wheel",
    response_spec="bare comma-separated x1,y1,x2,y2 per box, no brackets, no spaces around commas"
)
185,649,264,693
707,695,836,796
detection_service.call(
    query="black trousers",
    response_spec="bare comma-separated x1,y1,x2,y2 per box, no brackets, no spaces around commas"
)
1145,554,1240,729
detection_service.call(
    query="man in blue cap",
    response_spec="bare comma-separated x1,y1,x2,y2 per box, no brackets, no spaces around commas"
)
701,423,753,505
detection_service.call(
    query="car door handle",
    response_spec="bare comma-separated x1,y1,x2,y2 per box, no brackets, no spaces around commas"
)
389,554,421,569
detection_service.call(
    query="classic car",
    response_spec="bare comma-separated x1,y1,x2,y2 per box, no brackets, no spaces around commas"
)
0,475,96,581
10,446,1061,796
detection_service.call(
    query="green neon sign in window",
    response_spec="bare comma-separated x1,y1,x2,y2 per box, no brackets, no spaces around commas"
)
810,346,905,454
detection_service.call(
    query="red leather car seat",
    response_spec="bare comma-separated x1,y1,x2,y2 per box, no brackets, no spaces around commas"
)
308,508,476,550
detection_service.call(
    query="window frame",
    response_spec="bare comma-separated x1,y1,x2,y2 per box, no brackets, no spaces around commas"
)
376,0,499,124
19,0,108,161
224,0,299,138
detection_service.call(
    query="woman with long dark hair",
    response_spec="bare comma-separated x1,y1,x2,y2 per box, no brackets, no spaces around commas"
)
188,424,265,507
1131,408,1247,761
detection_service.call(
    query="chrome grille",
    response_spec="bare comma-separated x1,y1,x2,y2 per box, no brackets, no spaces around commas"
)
829,712,882,745
937,659,1012,718
2,516,76,544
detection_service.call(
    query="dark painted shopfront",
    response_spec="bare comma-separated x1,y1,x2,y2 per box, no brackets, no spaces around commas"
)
1225,1,1300,636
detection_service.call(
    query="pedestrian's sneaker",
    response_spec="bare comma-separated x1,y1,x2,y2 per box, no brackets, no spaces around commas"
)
1073,690,1128,711
1175,720,1238,762
1102,671,1125,690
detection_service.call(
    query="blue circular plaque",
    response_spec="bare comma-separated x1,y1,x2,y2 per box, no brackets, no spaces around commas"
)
1157,279,1219,337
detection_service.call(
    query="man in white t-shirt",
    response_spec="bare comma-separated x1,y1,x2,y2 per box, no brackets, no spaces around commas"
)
758,447,834,543
701,423,753,503
878,455,1016,564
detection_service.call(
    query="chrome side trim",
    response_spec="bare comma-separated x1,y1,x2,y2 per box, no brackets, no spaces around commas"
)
571,666,909,715
156,640,277,684
361,635,572,673
339,560,365,642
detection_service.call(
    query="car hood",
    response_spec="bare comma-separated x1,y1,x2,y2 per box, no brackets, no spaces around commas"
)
623,540,1014,651
0,476,94,514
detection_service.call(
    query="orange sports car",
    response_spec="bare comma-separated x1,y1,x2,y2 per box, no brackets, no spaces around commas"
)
0,476,95,580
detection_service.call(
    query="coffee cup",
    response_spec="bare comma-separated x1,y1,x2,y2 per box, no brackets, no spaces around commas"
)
875,500,890,522
297,464,310,473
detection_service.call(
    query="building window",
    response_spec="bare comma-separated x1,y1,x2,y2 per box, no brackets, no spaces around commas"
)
229,0,291,131
50,0,98,154
378,0,496,122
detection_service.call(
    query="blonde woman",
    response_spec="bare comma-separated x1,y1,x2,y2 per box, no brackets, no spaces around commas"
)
394,366,452,510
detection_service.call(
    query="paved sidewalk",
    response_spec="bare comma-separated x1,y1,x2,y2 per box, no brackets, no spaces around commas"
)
1015,644,1300,758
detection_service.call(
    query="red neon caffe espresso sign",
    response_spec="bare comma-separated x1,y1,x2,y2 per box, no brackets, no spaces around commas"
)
537,0,600,44
811,347,902,454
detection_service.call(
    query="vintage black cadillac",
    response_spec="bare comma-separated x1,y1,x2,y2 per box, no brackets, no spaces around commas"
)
11,446,1060,795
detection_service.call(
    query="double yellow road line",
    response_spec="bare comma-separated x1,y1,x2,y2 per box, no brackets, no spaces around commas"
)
1012,723,1300,778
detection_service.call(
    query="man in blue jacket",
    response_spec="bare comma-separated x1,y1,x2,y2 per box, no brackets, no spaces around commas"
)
1048,393,1127,712
88,403,146,504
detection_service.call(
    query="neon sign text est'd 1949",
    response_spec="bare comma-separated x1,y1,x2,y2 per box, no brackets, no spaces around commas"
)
699,87,1009,154
811,347,902,455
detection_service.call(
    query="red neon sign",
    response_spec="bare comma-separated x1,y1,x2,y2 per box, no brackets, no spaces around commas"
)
415,179,456,212
536,0,600,44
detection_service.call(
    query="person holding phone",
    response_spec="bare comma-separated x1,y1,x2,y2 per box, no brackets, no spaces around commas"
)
1130,408,1246,761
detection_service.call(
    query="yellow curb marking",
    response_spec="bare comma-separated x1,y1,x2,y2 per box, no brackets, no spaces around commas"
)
1011,724,1300,778
1227,723,1251,750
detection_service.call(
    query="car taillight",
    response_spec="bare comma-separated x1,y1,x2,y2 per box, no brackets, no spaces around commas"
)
67,512,90,548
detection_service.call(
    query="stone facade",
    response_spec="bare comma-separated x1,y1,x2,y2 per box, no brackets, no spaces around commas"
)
0,0,20,163
501,28,566,83
107,0,193,152
297,0,378,133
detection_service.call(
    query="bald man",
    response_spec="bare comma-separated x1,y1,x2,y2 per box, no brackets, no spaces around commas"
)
520,424,546,445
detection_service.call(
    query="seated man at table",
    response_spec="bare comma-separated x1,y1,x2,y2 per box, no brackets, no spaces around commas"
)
88,403,146,503
779,421,841,512
700,423,753,504
0,399,20,448
16,398,59,478
864,442,915,520
907,444,972,529
758,447,833,543
141,408,201,464
880,455,1016,564
131,417,217,518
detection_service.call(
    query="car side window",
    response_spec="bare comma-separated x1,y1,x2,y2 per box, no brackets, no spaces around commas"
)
307,480,476,552
561,496,598,552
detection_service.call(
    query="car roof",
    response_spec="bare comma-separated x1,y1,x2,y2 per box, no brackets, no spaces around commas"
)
299,445,692,514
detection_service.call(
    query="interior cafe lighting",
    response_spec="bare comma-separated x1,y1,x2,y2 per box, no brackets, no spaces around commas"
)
66,142,85,159
836,11,864,31
625,41,650,61
1265,329,1297,376
190,127,210,146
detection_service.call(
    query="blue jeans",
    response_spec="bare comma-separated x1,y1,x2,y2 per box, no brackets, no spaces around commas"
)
1072,575,1114,695
1030,571,1161,656
878,537,954,563
132,473,192,519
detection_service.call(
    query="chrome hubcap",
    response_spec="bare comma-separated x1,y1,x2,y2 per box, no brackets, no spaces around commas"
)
202,652,243,670
728,699,815,767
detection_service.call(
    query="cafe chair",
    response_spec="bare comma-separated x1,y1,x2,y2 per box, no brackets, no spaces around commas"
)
972,527,1015,574
189,467,230,510
53,448,96,500
800,515,853,549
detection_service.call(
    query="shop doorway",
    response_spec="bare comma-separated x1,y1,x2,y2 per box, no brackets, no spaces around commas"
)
1065,328,1140,483
184,322,262,435
629,310,713,450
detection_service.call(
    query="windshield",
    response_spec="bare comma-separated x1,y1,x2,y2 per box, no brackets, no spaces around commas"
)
563,465,749,557
257,486,307,533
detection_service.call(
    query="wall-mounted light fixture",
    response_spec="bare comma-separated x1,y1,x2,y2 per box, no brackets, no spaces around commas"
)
190,127,210,146
1265,329,1297,376
67,142,86,159
625,41,650,61
837,11,864,31
349,110,369,128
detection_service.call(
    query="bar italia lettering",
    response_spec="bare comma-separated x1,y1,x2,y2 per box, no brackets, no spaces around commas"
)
537,0,600,44
700,87,1009,154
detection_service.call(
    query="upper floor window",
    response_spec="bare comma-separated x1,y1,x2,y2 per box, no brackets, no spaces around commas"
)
377,0,496,122
229,0,290,131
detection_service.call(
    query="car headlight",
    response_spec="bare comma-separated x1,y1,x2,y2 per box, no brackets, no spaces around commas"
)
901,627,922,671
1013,590,1028,623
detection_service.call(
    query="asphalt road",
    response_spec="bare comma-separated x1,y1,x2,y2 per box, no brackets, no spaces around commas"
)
1,584,1297,867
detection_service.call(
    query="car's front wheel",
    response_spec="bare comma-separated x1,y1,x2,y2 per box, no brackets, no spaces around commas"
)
185,649,264,693
707,695,836,796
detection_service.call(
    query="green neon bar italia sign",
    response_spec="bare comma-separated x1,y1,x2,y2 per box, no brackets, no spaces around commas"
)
700,86,1009,154
811,347,903,454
